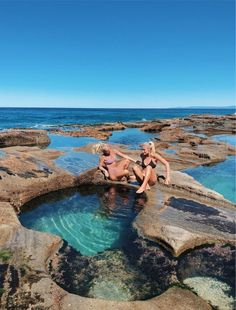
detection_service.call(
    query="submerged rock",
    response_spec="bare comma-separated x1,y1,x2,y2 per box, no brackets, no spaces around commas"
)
178,244,235,293
183,277,234,310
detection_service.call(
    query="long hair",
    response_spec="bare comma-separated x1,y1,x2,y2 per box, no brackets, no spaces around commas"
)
92,143,108,154
142,141,156,157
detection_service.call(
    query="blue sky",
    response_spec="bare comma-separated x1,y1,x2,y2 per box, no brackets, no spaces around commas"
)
0,0,234,108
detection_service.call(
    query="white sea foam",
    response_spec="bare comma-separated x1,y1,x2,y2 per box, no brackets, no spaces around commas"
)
32,124,56,129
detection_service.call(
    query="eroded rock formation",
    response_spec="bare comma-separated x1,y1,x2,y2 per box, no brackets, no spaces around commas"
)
0,129,50,148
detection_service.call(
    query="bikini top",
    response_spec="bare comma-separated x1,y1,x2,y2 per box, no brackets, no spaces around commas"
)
104,156,116,165
142,157,157,169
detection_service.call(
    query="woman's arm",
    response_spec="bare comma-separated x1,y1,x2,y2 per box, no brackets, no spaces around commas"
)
98,156,109,178
113,148,136,162
154,153,171,185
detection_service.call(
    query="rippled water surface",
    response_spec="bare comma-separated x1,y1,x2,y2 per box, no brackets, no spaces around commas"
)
108,128,156,149
48,134,98,149
19,188,235,305
212,134,236,146
185,156,236,203
20,185,143,255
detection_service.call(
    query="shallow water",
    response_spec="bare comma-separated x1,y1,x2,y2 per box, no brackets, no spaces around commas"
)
184,277,234,310
108,128,156,149
164,149,176,155
0,150,5,158
48,134,98,149
54,151,98,175
20,185,143,255
185,156,236,203
212,134,236,147
19,189,235,304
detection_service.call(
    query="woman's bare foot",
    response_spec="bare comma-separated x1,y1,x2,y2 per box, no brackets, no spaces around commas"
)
136,186,146,194
126,175,136,183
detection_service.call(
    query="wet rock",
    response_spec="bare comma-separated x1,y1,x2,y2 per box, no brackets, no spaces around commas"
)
0,129,50,148
50,122,126,141
134,186,235,257
50,127,111,140
49,243,164,302
91,123,126,132
141,121,171,132
124,237,178,290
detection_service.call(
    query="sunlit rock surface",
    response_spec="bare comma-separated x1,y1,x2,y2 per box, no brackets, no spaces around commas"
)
0,129,50,148
0,114,235,309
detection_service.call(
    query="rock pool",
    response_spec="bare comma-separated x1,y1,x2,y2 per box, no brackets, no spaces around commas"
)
19,185,144,256
19,186,235,306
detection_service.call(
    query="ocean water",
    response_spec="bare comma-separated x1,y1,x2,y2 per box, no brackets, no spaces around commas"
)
0,107,234,130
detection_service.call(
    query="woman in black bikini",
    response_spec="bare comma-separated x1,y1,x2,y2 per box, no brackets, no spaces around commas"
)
133,141,170,194
94,143,136,181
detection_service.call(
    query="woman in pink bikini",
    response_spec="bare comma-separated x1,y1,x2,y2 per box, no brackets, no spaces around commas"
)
133,141,170,194
94,143,136,181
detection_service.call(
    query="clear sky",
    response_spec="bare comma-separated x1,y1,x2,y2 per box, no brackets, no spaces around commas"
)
0,0,234,108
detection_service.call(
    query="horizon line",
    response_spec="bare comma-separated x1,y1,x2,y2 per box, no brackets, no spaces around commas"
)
0,106,235,109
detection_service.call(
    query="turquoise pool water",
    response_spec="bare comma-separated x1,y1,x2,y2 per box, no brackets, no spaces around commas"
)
19,187,235,305
47,134,99,175
185,156,236,203
108,128,156,149
0,150,5,157
164,149,176,155
185,135,236,203
20,186,142,256
212,134,236,146
48,134,98,149
54,151,98,175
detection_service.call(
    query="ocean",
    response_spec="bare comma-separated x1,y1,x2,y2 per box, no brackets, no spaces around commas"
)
0,107,235,130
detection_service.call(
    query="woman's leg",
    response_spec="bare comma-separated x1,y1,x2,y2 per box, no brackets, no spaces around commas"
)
136,166,155,194
115,159,130,171
132,164,144,184
109,159,130,181
109,168,129,181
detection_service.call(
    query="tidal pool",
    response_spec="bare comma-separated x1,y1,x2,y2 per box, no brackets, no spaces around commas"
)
47,134,98,149
212,134,236,147
19,188,235,305
108,128,156,149
184,156,236,203
20,185,145,256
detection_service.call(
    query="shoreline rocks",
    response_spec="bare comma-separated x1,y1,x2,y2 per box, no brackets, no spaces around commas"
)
0,129,50,148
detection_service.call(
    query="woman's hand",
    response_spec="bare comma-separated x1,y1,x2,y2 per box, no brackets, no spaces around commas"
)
103,169,109,178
